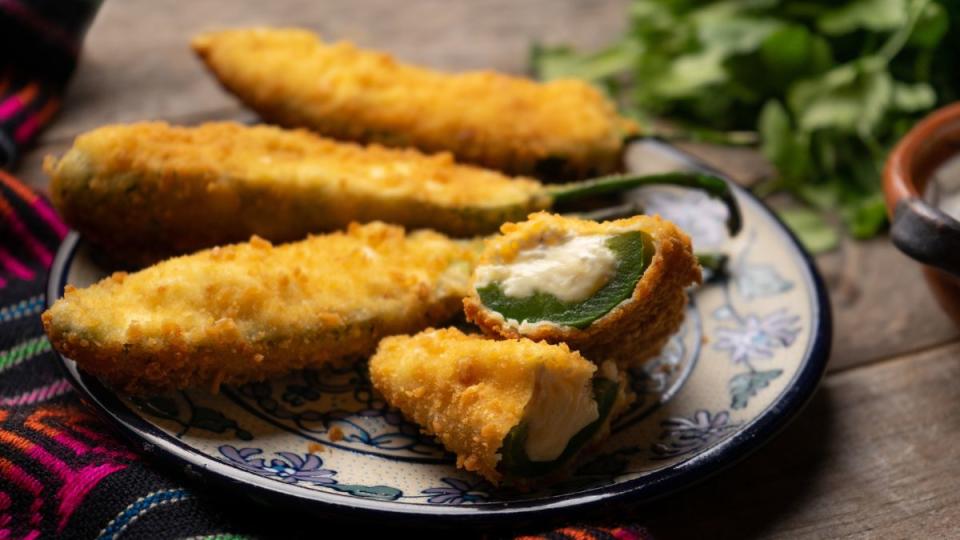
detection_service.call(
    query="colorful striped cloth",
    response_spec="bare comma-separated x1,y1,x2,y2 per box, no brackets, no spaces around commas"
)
0,171,238,539
0,0,102,168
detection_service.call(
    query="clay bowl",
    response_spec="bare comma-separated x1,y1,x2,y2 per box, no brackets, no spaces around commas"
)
884,101,960,325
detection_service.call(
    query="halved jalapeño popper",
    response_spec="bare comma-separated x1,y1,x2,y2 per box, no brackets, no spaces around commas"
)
43,222,480,393
369,328,629,486
193,28,637,179
45,121,740,265
464,212,702,367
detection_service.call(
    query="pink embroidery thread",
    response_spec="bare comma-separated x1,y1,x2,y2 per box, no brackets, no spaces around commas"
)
0,407,134,533
0,247,33,280
0,193,53,267
0,172,68,239
0,379,71,407
0,456,43,534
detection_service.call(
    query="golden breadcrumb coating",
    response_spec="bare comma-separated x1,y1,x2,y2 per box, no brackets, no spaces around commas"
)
43,222,480,393
463,212,702,367
370,328,625,485
192,28,638,179
45,121,547,265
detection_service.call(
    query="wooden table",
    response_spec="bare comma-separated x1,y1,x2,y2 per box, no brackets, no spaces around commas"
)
18,1,960,536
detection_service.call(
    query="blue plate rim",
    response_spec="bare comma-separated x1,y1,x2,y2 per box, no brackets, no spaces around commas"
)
46,148,832,525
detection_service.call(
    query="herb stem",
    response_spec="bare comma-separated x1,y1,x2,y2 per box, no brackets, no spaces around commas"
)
879,0,927,62
626,129,759,147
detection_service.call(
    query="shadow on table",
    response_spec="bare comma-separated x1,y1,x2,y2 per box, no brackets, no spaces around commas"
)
631,386,836,539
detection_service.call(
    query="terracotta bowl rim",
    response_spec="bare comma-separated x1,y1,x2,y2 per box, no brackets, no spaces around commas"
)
884,101,960,214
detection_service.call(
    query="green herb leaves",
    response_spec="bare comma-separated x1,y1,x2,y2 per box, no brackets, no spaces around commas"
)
531,0,959,249
777,207,840,253
476,231,653,329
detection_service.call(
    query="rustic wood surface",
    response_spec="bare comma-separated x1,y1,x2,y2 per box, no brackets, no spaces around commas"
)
16,0,960,537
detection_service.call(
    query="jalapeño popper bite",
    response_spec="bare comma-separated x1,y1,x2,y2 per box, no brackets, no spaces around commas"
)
193,28,637,179
46,121,740,265
42,222,480,393
464,212,702,367
368,328,630,486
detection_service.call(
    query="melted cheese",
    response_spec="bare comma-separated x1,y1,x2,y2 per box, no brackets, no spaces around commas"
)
474,235,616,303
523,365,600,462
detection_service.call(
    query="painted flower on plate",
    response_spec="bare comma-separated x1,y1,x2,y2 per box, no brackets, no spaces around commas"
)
421,477,489,504
736,264,793,300
714,309,801,364
219,445,337,485
652,410,738,458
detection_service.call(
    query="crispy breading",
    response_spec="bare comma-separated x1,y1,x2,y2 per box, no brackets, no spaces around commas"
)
45,121,548,265
463,212,702,367
42,222,480,393
192,28,637,179
369,328,625,485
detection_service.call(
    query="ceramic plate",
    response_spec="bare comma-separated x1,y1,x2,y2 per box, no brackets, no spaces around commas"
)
47,141,831,525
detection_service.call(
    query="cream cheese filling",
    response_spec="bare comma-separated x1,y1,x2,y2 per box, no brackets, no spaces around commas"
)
522,365,600,462
474,235,617,303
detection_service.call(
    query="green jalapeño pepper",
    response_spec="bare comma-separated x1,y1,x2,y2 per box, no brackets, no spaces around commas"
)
498,377,621,479
475,231,654,329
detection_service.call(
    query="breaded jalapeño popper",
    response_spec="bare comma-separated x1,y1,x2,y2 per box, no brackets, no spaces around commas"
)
43,222,479,393
464,212,702,367
192,28,637,179
369,328,629,486
46,121,740,265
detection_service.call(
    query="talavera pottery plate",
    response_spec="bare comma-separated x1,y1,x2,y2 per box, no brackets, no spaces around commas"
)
48,141,831,526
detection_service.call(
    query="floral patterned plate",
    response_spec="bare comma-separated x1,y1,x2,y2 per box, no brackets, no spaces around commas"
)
47,141,831,525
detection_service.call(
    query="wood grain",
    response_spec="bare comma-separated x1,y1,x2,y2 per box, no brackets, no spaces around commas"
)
817,236,959,371
583,340,960,538
674,141,775,187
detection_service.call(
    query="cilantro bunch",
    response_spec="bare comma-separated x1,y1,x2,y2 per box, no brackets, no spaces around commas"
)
532,0,959,250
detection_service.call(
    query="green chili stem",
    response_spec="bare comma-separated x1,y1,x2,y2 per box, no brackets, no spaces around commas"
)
571,201,645,222
696,252,729,278
547,172,743,235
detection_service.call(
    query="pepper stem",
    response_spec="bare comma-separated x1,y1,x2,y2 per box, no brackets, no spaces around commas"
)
547,172,743,235
696,252,728,273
